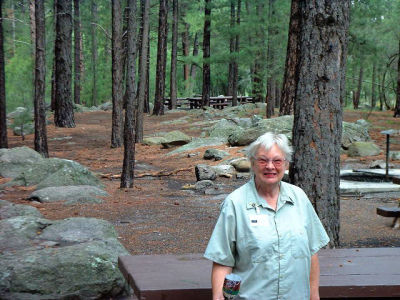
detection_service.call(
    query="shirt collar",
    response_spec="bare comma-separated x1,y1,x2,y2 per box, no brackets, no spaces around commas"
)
246,178,295,210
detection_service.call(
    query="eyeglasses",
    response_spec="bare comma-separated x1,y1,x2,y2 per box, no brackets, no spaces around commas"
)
255,157,286,167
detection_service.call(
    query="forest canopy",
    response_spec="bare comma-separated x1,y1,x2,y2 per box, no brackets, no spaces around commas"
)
0,0,399,112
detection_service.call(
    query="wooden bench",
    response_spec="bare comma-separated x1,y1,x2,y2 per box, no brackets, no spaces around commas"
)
377,207,400,228
118,247,400,299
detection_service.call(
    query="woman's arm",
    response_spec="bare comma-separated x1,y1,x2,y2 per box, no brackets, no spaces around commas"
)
211,262,233,300
310,253,320,300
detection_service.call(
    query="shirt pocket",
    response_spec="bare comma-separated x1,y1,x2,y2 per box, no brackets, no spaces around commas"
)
243,230,274,263
291,227,309,259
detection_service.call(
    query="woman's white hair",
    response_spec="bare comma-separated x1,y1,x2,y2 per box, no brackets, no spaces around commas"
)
246,132,293,162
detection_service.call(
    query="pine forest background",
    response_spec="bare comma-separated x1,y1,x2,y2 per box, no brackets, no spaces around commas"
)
1,0,399,113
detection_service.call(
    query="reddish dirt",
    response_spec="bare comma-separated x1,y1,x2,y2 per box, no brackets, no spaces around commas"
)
1,108,400,254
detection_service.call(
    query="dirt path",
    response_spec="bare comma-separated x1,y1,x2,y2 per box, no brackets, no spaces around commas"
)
2,108,400,254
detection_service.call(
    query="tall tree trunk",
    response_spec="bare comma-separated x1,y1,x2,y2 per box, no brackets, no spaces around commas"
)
136,0,150,142
153,0,168,115
111,0,124,148
144,31,150,113
190,32,199,82
265,0,276,118
201,0,211,108
10,1,16,56
227,0,235,96
353,66,363,109
232,0,241,107
73,0,81,105
280,0,300,115
91,0,98,106
51,0,57,111
275,80,281,108
0,0,8,148
394,39,400,117
29,0,35,54
169,0,178,109
289,0,349,248
266,78,275,117
121,0,137,188
251,2,265,103
182,21,190,89
34,0,48,157
371,61,376,108
54,0,75,128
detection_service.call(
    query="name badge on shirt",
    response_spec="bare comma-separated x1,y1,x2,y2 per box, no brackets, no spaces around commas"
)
249,214,268,226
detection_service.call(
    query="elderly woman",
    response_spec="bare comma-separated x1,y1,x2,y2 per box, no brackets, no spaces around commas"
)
204,132,329,300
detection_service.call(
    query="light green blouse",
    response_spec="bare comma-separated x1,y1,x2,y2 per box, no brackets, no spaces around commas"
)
204,179,330,300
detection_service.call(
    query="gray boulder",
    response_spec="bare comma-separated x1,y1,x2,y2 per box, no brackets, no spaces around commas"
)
195,164,217,181
161,130,191,148
0,200,43,219
341,122,371,149
0,216,129,299
6,107,29,119
203,148,229,161
390,151,400,160
347,141,381,157
230,158,251,172
29,185,109,205
0,147,44,178
142,136,167,145
13,123,34,136
208,119,242,140
195,180,214,190
228,115,293,146
212,164,236,177
6,158,103,189
99,101,113,111
167,137,226,155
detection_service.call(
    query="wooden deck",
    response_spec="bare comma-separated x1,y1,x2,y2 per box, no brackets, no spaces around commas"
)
118,247,400,299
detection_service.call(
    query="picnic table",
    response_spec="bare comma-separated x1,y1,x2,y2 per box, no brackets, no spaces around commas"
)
118,247,400,299
164,96,255,110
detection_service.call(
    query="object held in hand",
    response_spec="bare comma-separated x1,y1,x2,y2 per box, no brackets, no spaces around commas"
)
222,273,241,299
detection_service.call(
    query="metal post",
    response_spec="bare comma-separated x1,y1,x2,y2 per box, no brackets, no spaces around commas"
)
386,134,390,180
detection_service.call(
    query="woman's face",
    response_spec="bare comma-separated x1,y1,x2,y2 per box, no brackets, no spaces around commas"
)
252,144,288,187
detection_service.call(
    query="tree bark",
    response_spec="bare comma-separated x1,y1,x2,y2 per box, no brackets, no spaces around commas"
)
51,0,57,111
353,66,363,109
289,0,349,248
201,0,211,108
73,0,81,105
0,0,8,148
371,61,376,108
251,2,265,103
280,0,300,116
232,0,241,107
227,0,235,97
91,0,98,106
182,20,190,89
121,0,137,188
190,32,199,81
144,31,151,113
169,0,178,109
29,0,35,55
136,0,150,142
393,39,400,117
54,0,75,128
111,0,124,148
34,0,48,157
265,0,276,118
153,0,168,115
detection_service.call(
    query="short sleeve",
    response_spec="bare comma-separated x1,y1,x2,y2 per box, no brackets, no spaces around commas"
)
304,199,330,255
204,198,237,267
